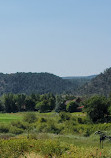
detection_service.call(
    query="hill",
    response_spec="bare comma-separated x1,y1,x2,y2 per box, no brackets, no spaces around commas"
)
78,68,111,96
62,75,96,90
0,72,76,95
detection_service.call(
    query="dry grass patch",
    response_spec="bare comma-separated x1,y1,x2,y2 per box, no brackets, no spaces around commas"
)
20,152,44,158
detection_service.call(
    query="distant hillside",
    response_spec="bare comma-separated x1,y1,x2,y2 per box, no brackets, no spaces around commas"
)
63,75,97,90
78,68,111,96
0,72,76,95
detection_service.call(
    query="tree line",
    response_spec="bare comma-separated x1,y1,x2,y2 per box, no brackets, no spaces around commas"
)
1,92,111,124
0,93,79,113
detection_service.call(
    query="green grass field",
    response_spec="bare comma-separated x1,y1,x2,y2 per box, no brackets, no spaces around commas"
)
0,113,23,124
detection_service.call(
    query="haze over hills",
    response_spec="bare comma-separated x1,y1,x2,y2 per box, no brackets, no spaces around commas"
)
62,75,97,80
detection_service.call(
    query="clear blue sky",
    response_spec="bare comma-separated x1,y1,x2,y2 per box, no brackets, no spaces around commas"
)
0,0,111,77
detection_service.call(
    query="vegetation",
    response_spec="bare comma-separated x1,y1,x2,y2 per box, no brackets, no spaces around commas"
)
0,112,111,157
63,75,96,90
84,95,110,123
0,67,111,157
0,67,111,97
0,72,76,95
79,67,111,96
0,93,81,113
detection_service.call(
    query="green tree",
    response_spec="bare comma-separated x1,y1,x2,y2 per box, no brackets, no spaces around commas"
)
36,100,49,113
55,95,66,112
66,101,78,112
0,100,4,111
15,94,26,111
84,95,109,123
25,96,35,111
3,94,18,113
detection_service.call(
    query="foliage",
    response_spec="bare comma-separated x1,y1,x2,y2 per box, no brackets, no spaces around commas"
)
55,95,66,112
59,112,71,122
84,95,110,123
79,67,111,96
23,112,37,123
0,72,76,95
0,137,110,158
66,101,79,112
0,124,10,133
9,126,24,134
3,94,18,113
0,93,57,113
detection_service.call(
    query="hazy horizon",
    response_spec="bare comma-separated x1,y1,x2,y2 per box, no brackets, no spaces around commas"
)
0,70,99,78
0,0,111,77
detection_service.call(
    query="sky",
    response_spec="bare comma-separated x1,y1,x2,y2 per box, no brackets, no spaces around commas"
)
0,0,111,77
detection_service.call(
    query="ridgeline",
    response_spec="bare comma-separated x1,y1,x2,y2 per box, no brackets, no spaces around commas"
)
0,72,75,95
79,68,111,96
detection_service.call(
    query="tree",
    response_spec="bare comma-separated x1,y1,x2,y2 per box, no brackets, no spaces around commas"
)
15,94,26,111
25,96,35,111
84,95,109,123
36,100,49,113
55,95,66,112
3,94,18,113
0,100,4,111
66,101,78,112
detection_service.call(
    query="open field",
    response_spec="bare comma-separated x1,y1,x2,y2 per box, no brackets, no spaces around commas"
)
0,113,23,124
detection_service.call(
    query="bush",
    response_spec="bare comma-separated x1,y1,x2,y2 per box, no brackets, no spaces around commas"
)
46,122,61,134
11,121,29,130
23,112,37,123
59,112,71,122
9,126,24,134
0,124,10,133
38,117,47,123
0,133,15,139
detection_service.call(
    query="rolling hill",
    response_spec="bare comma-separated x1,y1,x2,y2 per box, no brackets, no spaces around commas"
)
62,75,96,90
0,72,76,95
78,68,111,96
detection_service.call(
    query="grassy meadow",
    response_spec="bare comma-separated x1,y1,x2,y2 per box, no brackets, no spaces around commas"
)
0,112,111,157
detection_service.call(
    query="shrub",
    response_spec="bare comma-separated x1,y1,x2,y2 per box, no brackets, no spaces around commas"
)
23,112,37,123
59,112,71,122
46,122,61,134
0,133,15,139
11,121,29,130
0,124,10,133
9,126,24,134
38,117,47,123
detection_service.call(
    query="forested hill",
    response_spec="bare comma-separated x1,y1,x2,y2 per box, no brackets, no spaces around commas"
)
62,75,96,90
0,72,75,95
78,68,111,96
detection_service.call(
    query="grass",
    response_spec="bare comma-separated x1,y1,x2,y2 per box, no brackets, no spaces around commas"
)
0,112,85,124
0,113,23,124
20,153,44,158
0,136,110,158
0,112,111,157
